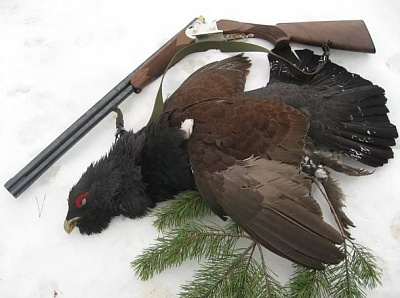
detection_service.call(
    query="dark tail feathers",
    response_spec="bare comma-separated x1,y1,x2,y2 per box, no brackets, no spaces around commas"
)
271,46,398,167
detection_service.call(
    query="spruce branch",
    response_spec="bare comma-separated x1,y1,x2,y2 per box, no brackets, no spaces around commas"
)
181,242,256,298
131,222,244,280
153,191,211,231
288,239,382,298
256,243,283,297
179,243,287,298
313,178,382,297
133,189,383,297
327,239,382,298
288,265,331,298
347,240,382,289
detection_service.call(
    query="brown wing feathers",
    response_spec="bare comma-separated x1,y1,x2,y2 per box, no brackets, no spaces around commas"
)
170,97,344,269
163,54,251,111
210,157,344,269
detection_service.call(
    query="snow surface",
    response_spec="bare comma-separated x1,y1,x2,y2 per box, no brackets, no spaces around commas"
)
1,0,400,297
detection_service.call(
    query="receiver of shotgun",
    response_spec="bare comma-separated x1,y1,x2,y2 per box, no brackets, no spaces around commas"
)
4,17,376,197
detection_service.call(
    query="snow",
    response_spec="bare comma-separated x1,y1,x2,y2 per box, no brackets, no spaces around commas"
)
1,0,400,297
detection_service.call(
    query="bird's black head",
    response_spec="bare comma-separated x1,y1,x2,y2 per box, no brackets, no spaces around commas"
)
64,131,153,235
64,157,123,235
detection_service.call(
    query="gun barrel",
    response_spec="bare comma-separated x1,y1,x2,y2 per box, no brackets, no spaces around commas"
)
4,75,135,197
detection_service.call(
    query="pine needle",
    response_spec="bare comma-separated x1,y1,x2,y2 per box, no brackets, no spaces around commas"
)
179,244,287,298
131,222,243,280
153,191,211,231
349,241,382,289
327,240,382,298
289,239,383,298
288,265,331,298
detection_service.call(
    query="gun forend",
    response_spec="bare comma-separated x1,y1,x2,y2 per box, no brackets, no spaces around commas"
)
129,18,202,91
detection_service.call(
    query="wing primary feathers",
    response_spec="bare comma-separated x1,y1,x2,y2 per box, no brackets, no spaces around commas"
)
252,209,344,261
266,199,343,244
200,157,345,269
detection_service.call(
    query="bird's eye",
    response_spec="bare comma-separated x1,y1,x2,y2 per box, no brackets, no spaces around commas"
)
75,191,88,208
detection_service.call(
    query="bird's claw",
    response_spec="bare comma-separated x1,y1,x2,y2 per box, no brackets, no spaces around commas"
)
113,107,127,140
301,156,329,183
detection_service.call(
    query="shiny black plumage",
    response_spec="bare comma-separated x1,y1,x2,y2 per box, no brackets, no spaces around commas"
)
65,113,194,234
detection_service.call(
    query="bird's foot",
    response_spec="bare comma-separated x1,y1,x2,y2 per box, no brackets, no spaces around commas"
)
301,156,329,183
301,156,316,175
324,161,373,176
113,107,127,140
315,165,329,183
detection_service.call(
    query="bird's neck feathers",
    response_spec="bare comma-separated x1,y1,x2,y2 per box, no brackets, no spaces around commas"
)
138,116,195,201
108,129,147,164
83,130,147,199
87,115,194,203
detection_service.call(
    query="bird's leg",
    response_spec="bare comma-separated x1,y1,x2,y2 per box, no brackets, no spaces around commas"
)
301,156,354,238
315,164,329,183
304,148,372,176
301,156,328,184
113,107,127,140
300,156,317,176
321,158,372,176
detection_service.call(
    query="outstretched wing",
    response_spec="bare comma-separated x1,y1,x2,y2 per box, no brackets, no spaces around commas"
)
163,54,251,111
169,97,344,269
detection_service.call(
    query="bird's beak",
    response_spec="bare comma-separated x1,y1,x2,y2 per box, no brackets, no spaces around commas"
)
64,217,81,234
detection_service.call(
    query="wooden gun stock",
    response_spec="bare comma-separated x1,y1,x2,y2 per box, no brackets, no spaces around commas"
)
276,20,375,53
217,19,375,53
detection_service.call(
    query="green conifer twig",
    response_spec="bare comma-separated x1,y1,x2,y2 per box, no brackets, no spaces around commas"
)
197,242,256,297
256,242,273,295
153,191,211,231
179,244,287,298
132,190,383,297
327,239,382,298
131,222,243,280
288,265,331,298
348,240,382,289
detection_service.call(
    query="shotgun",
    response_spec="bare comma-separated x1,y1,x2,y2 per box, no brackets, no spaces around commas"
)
4,17,376,197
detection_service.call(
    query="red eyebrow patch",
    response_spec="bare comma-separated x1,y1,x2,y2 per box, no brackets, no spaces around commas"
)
75,191,88,208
